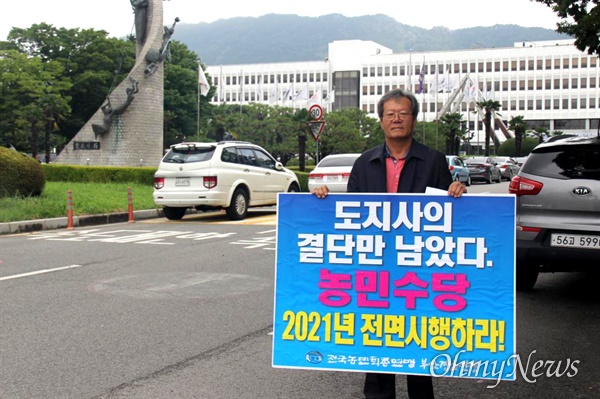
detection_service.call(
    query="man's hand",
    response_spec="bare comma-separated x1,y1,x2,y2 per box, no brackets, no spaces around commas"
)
448,181,467,198
311,185,330,199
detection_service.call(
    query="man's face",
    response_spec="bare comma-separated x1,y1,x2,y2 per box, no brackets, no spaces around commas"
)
379,97,417,141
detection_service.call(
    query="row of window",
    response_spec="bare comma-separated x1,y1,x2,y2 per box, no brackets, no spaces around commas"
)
363,56,598,77
361,96,598,114
214,71,329,87
363,76,599,95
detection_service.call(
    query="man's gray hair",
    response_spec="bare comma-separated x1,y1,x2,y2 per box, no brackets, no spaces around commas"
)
377,89,419,119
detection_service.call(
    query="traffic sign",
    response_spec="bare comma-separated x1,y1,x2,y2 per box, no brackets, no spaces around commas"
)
308,120,326,141
308,104,323,121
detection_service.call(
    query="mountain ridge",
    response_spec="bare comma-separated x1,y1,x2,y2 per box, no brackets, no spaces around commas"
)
172,14,567,65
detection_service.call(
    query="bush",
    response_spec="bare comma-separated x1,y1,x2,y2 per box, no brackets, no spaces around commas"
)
0,146,46,198
497,137,540,157
42,164,157,185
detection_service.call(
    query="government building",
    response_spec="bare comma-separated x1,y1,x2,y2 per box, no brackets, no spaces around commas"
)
205,39,599,144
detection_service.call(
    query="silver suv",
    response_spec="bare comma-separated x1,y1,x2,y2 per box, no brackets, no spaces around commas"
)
509,135,600,290
153,141,300,220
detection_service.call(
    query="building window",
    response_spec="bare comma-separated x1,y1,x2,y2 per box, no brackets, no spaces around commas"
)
554,99,560,109
503,61,509,72
545,99,551,109
563,78,569,89
563,99,569,109
545,59,552,70
581,98,587,109
536,79,543,90
528,100,534,110
572,58,579,68
520,60,526,71
572,78,578,89
536,99,542,110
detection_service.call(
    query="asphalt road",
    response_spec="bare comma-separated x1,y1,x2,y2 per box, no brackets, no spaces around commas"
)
1,183,598,398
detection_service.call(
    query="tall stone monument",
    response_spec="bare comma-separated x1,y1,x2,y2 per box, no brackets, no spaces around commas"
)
55,0,171,167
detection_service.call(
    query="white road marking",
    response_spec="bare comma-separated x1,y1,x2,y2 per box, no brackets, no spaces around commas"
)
0,264,82,281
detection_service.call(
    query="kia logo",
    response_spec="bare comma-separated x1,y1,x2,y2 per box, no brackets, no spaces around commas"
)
573,187,591,196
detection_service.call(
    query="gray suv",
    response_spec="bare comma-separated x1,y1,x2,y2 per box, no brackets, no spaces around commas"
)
509,135,600,290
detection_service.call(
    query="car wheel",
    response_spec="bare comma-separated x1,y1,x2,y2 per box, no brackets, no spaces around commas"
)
226,187,249,220
163,206,187,220
466,176,471,186
507,170,513,181
485,172,492,184
497,172,502,183
287,183,300,192
516,262,539,291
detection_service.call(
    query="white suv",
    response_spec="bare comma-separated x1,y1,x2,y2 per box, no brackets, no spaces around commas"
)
153,141,300,220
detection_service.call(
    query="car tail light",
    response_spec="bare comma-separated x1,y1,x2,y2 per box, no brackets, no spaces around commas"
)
508,176,543,196
517,225,542,232
448,165,455,171
154,177,165,189
309,173,324,179
341,173,351,179
203,176,217,189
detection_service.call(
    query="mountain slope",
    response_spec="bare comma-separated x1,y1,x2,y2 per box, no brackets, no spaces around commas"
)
172,14,567,65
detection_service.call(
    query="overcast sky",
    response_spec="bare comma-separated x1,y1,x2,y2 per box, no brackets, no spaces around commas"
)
1,0,560,40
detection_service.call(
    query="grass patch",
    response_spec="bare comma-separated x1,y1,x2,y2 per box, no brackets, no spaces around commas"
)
0,182,158,223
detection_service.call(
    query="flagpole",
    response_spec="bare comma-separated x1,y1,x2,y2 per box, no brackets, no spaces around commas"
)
197,72,200,141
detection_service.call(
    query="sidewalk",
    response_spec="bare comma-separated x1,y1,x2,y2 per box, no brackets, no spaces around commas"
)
0,209,164,235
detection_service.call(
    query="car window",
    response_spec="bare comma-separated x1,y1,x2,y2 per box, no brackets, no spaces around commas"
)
221,147,239,164
254,148,276,169
164,146,214,163
238,147,259,166
318,156,359,168
523,146,600,180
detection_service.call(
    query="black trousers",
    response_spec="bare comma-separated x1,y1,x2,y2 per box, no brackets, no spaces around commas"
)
363,373,434,399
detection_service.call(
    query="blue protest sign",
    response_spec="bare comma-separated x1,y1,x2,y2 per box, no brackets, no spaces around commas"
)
273,193,516,380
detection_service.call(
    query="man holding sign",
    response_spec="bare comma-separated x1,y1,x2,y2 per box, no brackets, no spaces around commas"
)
312,88,467,399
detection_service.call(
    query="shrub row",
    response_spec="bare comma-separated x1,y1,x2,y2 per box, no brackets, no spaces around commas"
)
41,164,311,192
42,164,157,185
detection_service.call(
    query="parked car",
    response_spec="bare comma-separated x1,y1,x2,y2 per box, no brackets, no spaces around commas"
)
464,157,502,184
153,141,300,220
445,155,471,186
308,153,361,192
491,156,521,181
515,156,529,167
509,135,600,291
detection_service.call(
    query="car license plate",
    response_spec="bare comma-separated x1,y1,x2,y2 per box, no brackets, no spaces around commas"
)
175,177,190,186
550,234,600,250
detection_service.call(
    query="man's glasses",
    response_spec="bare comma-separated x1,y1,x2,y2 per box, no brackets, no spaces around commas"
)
382,112,413,121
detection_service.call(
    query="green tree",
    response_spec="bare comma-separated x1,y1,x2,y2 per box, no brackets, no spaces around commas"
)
475,100,501,156
531,126,549,143
508,115,528,157
317,108,369,157
6,24,135,148
0,50,71,158
534,0,600,56
163,41,209,147
440,112,467,155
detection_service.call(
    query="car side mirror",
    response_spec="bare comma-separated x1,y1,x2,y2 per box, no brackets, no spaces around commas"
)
275,162,284,171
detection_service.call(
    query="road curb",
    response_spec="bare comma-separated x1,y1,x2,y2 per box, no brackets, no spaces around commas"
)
0,209,164,236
